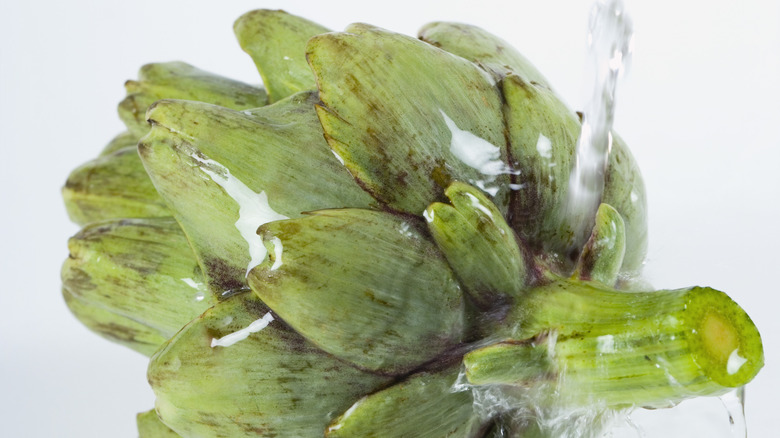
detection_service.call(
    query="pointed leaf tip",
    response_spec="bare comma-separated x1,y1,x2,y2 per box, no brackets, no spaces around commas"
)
235,9,329,102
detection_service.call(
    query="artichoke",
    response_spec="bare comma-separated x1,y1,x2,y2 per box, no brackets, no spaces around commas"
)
61,9,763,438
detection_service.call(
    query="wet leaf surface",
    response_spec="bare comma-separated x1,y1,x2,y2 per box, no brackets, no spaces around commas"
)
248,208,466,374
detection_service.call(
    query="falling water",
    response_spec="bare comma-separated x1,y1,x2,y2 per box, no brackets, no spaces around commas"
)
721,387,747,438
557,1,748,436
564,0,634,255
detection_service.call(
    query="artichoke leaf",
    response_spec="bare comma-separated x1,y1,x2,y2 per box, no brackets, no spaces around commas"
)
326,368,485,438
62,146,169,226
573,203,626,286
62,217,215,345
137,409,181,438
234,9,329,102
119,61,268,137
425,182,528,309
248,208,466,375
139,91,375,293
418,21,551,88
148,292,392,438
308,23,510,216
62,288,166,356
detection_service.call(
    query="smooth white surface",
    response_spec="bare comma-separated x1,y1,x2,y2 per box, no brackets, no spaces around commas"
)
1,1,777,436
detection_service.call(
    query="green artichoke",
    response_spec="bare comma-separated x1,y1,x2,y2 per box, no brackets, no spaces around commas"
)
61,9,763,437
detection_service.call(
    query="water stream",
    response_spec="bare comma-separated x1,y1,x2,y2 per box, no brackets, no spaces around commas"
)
564,0,634,254
721,387,747,438
549,0,747,436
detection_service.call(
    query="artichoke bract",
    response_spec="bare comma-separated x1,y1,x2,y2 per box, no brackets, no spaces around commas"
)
61,9,763,437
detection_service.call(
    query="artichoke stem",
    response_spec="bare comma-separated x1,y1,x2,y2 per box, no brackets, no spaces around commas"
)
464,280,764,409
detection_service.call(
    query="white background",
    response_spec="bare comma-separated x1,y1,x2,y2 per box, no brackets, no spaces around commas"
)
1,1,777,436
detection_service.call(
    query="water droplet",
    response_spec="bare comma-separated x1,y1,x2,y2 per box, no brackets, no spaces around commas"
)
597,334,616,354
727,349,748,375
331,149,345,165
269,237,284,271
465,192,494,218
168,356,181,372
181,277,204,289
536,133,553,159
397,221,415,238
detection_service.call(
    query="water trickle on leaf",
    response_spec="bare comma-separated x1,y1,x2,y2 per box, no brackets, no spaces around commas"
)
189,153,288,276
210,311,275,348
441,109,518,197
268,237,284,271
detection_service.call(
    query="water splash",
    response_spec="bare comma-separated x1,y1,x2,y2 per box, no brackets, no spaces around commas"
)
451,333,628,438
564,0,634,255
452,368,628,438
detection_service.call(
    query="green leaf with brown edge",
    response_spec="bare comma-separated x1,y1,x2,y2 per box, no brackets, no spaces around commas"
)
234,9,329,103
425,182,528,309
62,217,215,346
139,91,375,293
62,288,166,356
573,203,626,286
308,23,510,216
118,61,268,137
326,367,485,438
248,208,466,375
137,409,181,438
62,146,169,226
418,21,552,88
148,292,392,438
